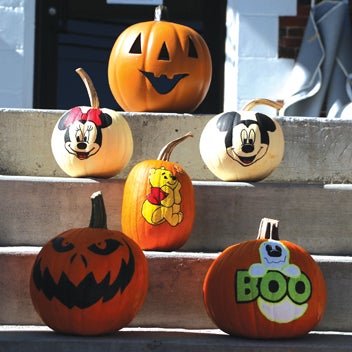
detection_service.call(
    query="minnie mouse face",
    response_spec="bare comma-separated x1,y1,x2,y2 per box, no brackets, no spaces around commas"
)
57,107,112,160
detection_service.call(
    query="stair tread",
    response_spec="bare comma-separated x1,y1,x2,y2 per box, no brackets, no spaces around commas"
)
1,326,352,352
0,248,351,332
1,176,352,255
2,109,352,183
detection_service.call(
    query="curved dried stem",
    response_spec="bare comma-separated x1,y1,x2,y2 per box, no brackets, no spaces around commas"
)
242,98,283,113
157,132,193,161
76,67,100,109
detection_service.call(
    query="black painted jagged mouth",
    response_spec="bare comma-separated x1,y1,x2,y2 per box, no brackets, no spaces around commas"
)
139,70,189,94
32,241,135,309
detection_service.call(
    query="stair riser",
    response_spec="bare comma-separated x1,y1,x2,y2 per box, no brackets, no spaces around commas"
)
0,250,350,332
1,109,352,183
1,177,352,255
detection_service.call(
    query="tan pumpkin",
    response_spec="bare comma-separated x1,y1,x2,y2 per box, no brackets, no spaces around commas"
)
199,99,284,181
51,68,133,178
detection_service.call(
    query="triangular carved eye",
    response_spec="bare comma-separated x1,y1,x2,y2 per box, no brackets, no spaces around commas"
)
188,37,198,58
158,42,170,61
129,33,142,54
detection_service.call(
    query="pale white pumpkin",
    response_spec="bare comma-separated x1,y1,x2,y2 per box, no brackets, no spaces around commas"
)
51,68,133,178
200,109,284,181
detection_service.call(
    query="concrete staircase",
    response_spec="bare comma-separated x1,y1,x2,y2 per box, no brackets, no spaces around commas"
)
1,109,352,351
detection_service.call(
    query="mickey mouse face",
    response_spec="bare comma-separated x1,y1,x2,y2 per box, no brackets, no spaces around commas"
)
199,110,285,181
108,7,212,112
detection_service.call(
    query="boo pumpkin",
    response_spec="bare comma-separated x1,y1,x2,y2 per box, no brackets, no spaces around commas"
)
203,218,326,339
108,5,212,112
30,191,148,336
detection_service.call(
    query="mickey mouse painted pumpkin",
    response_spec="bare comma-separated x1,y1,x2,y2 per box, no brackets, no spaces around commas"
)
30,191,148,336
51,68,133,178
203,218,326,339
121,132,195,250
108,5,212,112
199,99,284,181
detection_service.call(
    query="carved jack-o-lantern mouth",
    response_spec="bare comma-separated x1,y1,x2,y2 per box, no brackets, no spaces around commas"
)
139,70,189,95
32,237,135,309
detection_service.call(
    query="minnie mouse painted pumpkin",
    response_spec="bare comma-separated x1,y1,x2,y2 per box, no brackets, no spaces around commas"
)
51,68,133,178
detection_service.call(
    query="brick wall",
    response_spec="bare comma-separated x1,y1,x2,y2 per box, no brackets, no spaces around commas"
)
279,0,311,59
279,0,352,59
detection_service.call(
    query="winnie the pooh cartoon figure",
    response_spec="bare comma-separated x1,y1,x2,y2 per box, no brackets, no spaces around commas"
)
142,166,183,226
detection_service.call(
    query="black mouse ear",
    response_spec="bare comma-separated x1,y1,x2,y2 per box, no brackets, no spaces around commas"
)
255,113,276,132
99,112,112,128
57,110,73,130
216,112,241,132
57,107,83,130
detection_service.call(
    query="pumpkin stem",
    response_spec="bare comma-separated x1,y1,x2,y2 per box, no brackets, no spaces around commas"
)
241,98,283,114
257,218,279,240
154,5,168,21
157,132,193,161
89,191,107,229
75,67,100,109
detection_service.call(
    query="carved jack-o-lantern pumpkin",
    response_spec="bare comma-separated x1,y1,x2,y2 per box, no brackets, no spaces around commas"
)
199,99,285,181
51,68,133,178
108,5,212,112
29,192,148,336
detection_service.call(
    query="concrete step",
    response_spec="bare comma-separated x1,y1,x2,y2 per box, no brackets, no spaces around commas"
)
1,176,352,255
1,247,351,332
1,109,352,183
1,326,352,352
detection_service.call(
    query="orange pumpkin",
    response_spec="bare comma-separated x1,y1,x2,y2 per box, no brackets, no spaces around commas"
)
30,191,148,336
203,218,326,339
108,5,212,112
121,132,195,250
51,68,133,178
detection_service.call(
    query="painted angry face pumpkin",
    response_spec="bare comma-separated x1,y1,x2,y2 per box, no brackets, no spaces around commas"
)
200,111,284,181
30,227,148,336
108,6,212,112
32,230,135,309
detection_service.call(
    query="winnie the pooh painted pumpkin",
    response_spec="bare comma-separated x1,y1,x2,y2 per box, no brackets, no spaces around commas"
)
121,132,195,251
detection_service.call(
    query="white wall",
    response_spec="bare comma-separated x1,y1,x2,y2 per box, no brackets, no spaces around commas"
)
224,0,296,113
0,0,35,108
0,0,296,112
